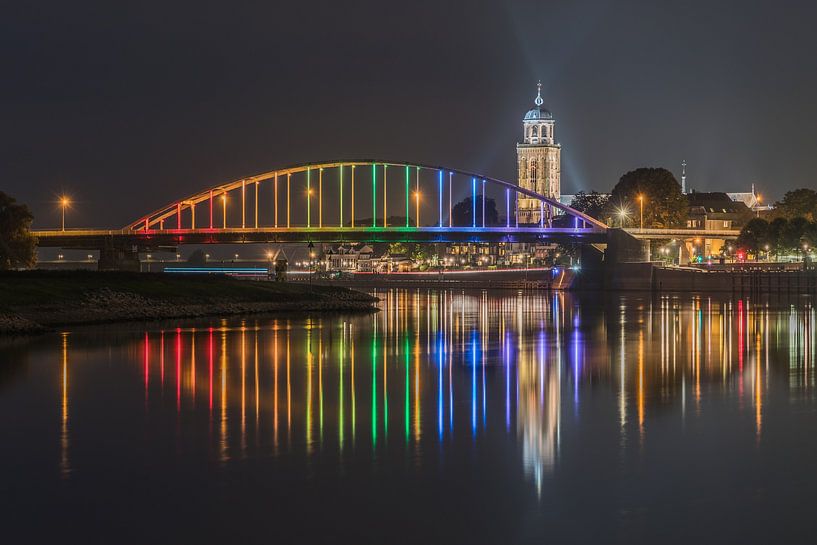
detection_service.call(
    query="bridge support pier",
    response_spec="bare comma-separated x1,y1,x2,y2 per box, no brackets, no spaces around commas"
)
98,245,140,272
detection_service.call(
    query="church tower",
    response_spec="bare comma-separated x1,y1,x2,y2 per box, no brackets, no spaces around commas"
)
517,82,561,224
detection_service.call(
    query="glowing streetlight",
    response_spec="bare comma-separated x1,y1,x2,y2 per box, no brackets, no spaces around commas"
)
414,191,421,227
59,196,71,231
616,207,629,228
637,195,645,232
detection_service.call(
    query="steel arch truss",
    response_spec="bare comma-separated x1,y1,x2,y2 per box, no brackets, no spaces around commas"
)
126,161,608,240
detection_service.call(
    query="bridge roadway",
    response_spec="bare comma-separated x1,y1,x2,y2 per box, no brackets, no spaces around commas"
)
622,227,740,240
32,226,608,249
33,226,739,250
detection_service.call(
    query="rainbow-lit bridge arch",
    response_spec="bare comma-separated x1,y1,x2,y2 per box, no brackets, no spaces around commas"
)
125,161,607,245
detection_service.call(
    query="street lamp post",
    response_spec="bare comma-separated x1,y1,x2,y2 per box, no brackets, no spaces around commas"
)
638,195,644,232
60,196,70,231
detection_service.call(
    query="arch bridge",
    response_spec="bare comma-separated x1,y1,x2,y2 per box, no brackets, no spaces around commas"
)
35,160,609,250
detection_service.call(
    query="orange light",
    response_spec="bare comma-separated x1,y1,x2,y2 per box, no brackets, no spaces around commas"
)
60,196,70,207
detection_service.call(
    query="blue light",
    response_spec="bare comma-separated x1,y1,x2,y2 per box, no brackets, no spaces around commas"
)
471,178,476,228
438,170,443,228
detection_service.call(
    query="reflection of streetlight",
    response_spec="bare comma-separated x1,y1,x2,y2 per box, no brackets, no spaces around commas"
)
59,196,71,231
307,241,315,286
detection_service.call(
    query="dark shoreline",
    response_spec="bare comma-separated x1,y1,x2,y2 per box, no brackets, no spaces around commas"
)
0,271,377,335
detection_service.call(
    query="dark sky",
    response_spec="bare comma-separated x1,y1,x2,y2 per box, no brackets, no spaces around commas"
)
4,0,817,229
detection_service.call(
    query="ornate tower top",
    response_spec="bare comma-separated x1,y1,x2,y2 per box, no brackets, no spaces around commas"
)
534,80,544,107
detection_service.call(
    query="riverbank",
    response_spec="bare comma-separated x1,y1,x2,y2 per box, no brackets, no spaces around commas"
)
0,271,377,334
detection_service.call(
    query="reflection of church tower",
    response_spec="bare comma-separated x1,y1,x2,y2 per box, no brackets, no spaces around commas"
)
517,82,561,224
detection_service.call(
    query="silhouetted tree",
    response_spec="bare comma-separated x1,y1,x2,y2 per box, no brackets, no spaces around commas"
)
0,192,36,270
569,191,609,221
450,195,499,226
605,168,686,228
737,218,770,256
773,189,817,221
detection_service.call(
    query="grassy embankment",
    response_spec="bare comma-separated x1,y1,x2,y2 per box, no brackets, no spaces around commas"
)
0,270,376,333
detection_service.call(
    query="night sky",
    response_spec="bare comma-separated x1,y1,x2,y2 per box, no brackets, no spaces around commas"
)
5,0,817,229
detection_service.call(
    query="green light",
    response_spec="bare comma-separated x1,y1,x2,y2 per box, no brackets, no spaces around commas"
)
339,166,343,228
405,166,410,228
372,164,376,228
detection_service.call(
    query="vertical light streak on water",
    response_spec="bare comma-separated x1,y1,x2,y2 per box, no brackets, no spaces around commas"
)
160,330,165,391
438,332,444,441
286,323,292,443
339,323,345,454
350,324,356,447
414,333,421,443
208,328,214,416
144,332,149,404
482,293,487,427
60,332,70,478
220,329,228,463
190,330,196,409
405,337,410,443
472,332,478,437
254,329,259,436
176,328,182,413
383,327,388,440
241,325,247,457
573,324,580,406
306,324,313,454
619,307,627,434
505,330,511,432
319,327,324,447
371,323,377,449
273,326,279,451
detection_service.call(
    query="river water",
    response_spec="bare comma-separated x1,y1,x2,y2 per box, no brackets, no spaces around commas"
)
2,290,817,544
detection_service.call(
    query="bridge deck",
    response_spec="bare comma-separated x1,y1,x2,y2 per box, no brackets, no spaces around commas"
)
33,226,608,248
625,228,740,240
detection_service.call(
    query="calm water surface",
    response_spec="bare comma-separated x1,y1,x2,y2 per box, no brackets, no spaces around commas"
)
3,290,817,544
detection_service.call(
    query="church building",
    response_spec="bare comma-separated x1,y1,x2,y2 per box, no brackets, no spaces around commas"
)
517,82,561,224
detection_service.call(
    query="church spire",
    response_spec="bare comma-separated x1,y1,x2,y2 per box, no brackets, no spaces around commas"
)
534,80,543,107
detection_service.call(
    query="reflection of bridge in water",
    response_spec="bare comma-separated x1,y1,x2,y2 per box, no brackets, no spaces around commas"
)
55,290,812,493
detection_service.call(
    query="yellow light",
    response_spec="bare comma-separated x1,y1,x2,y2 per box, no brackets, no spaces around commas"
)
60,196,70,207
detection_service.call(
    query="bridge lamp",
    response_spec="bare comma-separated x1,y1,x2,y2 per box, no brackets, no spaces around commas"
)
59,196,71,231
637,195,645,231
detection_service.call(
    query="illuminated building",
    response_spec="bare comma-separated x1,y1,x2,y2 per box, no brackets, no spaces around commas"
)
517,81,561,224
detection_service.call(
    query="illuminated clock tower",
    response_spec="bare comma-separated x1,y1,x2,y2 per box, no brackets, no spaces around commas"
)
517,82,561,224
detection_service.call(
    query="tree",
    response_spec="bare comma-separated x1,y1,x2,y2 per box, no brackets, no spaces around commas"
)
387,242,408,255
0,192,37,270
569,191,609,221
768,217,788,255
605,168,686,228
451,195,499,226
781,217,811,253
773,189,817,221
737,218,770,256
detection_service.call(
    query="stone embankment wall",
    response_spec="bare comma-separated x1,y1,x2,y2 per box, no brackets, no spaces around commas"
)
0,287,375,335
